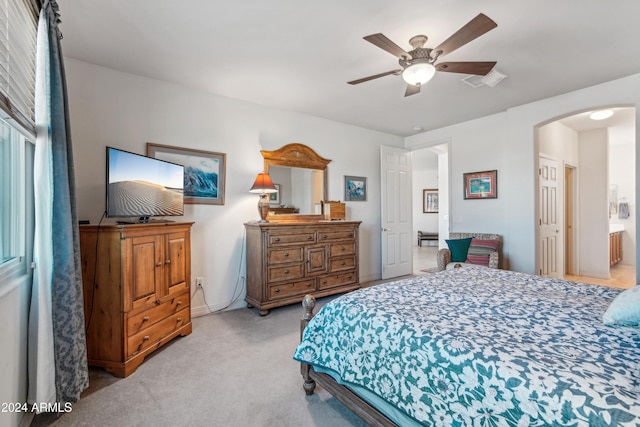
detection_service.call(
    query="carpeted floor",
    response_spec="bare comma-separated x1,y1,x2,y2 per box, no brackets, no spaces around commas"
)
33,297,367,427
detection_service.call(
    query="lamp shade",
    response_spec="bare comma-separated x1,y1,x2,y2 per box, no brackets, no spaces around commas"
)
249,172,277,193
402,62,436,86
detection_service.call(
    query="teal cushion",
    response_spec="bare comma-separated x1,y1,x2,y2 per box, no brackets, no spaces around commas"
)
603,286,640,326
445,237,473,262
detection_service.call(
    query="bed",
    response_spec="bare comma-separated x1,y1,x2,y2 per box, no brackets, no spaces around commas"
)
293,266,640,426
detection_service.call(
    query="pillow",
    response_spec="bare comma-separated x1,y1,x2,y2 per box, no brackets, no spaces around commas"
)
445,237,473,262
603,286,640,326
466,239,500,266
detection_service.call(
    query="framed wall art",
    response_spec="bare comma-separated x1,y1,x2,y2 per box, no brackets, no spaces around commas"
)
147,142,226,205
269,184,280,205
463,170,497,200
423,189,439,213
344,175,367,201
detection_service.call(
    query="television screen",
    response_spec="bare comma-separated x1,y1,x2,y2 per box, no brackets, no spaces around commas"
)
106,147,184,220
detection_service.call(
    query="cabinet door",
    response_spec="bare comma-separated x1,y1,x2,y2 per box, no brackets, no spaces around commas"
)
164,231,189,296
125,234,163,311
306,245,328,275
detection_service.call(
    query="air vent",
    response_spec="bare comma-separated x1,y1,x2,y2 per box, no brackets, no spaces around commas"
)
460,69,507,88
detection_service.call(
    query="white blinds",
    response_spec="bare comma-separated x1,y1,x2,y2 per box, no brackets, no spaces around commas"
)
0,0,38,135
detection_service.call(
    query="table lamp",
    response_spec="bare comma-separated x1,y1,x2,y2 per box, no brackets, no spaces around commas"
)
249,172,278,222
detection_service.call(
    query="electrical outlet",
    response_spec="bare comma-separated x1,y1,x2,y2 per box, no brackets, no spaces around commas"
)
195,277,204,288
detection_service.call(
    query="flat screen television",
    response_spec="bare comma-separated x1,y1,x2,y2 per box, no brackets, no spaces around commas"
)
106,146,184,223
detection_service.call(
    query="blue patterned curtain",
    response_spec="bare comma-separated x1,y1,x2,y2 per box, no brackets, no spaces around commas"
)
29,0,88,406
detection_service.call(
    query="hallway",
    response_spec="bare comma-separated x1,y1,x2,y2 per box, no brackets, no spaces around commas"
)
565,264,635,289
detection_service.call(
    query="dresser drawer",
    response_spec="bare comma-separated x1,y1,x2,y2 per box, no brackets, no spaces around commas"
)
317,227,356,242
127,291,189,336
127,307,190,357
318,272,357,290
268,231,315,246
268,264,304,282
329,242,355,257
268,279,315,300
268,247,304,264
329,256,356,272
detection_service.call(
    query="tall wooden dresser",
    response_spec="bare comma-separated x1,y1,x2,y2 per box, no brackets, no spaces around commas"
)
79,222,193,377
245,221,361,315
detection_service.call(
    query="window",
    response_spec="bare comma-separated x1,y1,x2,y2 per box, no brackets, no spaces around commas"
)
0,0,38,134
0,117,33,284
0,0,37,287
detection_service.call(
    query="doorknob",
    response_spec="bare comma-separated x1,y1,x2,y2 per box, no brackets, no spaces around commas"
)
382,228,391,232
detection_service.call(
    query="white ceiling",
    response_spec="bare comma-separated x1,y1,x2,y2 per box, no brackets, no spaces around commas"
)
59,1,640,137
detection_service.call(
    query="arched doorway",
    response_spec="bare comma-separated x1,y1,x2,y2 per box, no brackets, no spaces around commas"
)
535,106,636,287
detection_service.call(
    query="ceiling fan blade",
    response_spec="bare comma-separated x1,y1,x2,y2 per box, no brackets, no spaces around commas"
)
404,84,421,97
347,69,402,85
363,33,411,59
432,13,497,57
435,61,497,75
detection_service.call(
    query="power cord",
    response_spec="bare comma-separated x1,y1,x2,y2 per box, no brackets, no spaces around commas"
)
84,210,106,332
194,227,247,315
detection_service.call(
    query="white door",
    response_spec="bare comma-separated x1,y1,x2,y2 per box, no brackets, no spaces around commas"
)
380,146,413,279
539,156,562,278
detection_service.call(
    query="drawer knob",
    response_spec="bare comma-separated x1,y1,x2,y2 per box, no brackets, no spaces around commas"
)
306,283,311,287
322,234,328,239
176,301,182,306
176,318,182,322
322,280,327,284
307,236,312,240
274,237,281,242
341,247,345,251
274,288,280,293
341,261,346,266
284,252,289,257
156,262,162,267
142,316,149,322
165,259,171,265
284,270,289,274
143,335,150,341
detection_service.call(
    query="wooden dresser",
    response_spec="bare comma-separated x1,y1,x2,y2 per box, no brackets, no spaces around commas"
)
79,222,193,377
245,221,361,315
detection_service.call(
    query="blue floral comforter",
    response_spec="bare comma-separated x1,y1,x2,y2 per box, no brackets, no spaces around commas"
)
293,267,640,426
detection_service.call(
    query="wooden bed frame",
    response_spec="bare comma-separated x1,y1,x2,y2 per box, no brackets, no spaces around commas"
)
299,295,398,427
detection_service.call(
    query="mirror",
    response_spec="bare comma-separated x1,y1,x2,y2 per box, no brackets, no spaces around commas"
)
268,166,324,214
262,143,330,221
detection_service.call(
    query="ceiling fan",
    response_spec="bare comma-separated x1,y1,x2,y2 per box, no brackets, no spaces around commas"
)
348,13,498,97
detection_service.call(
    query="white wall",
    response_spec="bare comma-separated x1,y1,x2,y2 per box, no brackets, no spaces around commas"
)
65,58,404,315
0,278,30,427
578,129,610,278
406,73,640,275
406,113,512,267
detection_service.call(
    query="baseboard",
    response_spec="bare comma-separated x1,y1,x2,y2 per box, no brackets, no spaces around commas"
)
191,299,246,317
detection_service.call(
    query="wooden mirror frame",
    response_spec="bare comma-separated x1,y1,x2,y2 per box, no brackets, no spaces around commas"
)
262,143,331,222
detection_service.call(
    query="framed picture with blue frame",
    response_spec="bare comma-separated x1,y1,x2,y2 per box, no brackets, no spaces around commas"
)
463,170,497,200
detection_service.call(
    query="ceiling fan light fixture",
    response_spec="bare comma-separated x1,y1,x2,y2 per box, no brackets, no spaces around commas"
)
402,62,435,86
589,109,614,121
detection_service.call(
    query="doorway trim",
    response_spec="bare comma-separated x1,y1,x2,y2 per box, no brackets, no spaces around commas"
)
564,163,578,275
